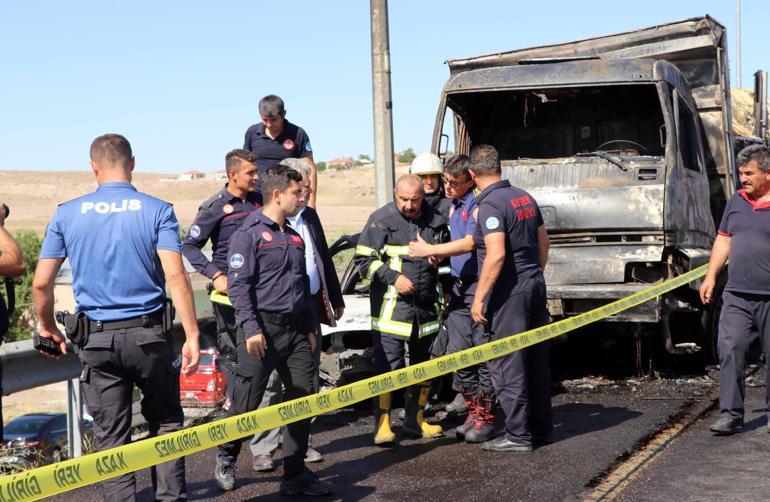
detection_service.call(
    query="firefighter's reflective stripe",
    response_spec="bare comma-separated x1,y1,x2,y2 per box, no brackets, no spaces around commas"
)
210,290,232,306
437,266,451,276
419,320,441,336
355,244,379,257
374,254,405,336
372,316,413,336
366,260,385,280
382,244,409,256
372,317,442,338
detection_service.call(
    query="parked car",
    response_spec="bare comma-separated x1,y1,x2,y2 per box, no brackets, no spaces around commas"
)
1,412,91,468
179,347,227,407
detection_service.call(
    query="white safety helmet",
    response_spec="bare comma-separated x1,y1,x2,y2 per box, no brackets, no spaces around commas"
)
410,152,443,176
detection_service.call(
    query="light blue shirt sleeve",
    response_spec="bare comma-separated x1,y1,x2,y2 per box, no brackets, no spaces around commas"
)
157,204,182,253
39,208,67,259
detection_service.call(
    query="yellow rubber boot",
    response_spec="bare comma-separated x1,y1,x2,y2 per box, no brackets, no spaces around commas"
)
403,383,443,438
373,393,396,446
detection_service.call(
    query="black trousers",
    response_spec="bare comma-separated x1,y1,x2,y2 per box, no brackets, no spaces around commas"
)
217,314,315,479
212,301,238,400
79,326,185,502
485,273,553,445
373,325,432,374
446,281,492,392
717,290,770,420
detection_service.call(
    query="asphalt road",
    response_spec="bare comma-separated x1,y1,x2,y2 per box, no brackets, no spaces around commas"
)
49,374,715,501
616,378,770,502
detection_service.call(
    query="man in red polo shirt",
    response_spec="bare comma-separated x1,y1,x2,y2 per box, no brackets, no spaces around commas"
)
700,144,770,435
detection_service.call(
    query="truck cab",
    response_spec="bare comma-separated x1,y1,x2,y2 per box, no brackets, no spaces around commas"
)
432,16,737,355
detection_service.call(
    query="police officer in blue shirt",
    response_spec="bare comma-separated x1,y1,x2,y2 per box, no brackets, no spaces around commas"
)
409,154,495,443
243,95,318,207
468,145,552,453
214,165,330,496
32,134,201,500
182,149,261,395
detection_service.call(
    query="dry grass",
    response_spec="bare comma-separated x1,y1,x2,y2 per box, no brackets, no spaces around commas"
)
0,163,387,235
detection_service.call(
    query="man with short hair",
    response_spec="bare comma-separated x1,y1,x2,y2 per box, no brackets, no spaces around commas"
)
214,165,330,496
247,158,344,470
243,94,318,207
0,200,27,438
468,144,552,452
701,145,770,435
182,148,262,400
409,154,495,442
33,134,201,500
354,174,449,446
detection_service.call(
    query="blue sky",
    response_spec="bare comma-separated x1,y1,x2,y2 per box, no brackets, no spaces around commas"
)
0,1,766,173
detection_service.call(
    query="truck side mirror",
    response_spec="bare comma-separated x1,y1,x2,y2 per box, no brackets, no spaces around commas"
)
438,133,449,156
659,124,667,149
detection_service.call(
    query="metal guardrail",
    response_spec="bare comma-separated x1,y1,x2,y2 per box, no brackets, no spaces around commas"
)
0,318,218,397
0,318,217,460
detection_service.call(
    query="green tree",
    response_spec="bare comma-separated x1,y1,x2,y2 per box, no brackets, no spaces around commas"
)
397,148,416,164
316,161,327,172
6,230,43,342
357,154,371,162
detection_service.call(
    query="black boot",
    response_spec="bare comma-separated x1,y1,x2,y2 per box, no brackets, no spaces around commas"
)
464,389,495,443
454,386,478,440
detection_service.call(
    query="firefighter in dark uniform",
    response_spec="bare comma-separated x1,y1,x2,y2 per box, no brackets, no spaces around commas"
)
243,94,318,207
701,145,770,435
468,145,552,452
408,154,495,443
214,165,331,496
33,134,201,500
354,174,450,446
182,149,261,398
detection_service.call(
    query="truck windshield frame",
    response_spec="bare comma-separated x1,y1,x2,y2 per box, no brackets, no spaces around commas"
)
443,83,666,161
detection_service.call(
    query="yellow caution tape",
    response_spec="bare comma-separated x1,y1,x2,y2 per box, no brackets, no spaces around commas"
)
0,264,708,500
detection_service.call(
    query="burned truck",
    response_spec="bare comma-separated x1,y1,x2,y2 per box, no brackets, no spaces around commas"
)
431,16,759,358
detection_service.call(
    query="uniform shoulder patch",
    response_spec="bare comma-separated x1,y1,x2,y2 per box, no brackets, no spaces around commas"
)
485,216,500,230
229,253,244,269
189,225,201,238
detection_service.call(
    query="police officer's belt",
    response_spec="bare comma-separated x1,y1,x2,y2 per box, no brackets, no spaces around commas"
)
89,311,164,332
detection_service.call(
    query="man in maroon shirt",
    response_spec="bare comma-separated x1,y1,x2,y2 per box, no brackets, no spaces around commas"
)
700,145,770,435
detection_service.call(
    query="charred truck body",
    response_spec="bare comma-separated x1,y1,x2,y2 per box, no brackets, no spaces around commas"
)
432,16,761,356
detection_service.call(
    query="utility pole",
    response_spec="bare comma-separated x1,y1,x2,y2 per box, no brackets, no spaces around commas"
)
370,0,396,208
736,0,742,88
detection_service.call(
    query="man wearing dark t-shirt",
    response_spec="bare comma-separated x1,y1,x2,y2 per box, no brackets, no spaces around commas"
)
701,145,770,435
243,95,318,207
469,145,552,452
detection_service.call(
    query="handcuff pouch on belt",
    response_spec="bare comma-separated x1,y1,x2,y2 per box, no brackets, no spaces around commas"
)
57,311,90,348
